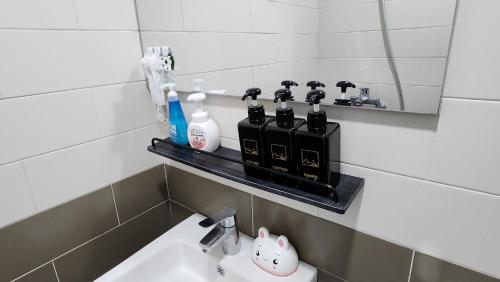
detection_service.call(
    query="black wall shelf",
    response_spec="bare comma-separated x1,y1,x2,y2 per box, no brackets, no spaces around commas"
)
148,138,364,214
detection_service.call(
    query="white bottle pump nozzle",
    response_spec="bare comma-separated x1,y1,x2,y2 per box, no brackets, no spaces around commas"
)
160,83,179,102
192,78,203,92
187,92,209,123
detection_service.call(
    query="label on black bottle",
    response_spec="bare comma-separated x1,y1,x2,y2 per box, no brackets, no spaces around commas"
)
271,144,287,161
303,173,319,181
243,139,259,156
301,149,320,168
272,165,288,172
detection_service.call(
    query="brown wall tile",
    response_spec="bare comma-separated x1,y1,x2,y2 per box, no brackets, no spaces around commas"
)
169,200,195,226
253,196,413,282
410,252,499,282
166,166,253,236
0,187,118,281
54,202,172,282
318,269,347,282
14,263,58,282
112,165,168,222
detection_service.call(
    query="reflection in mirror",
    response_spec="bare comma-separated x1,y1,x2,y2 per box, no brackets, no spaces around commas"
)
136,0,457,114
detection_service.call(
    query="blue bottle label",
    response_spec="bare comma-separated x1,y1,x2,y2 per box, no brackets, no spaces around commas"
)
169,124,177,141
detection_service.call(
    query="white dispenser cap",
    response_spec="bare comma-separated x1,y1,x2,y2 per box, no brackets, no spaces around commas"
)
192,78,203,92
160,83,179,101
187,92,209,123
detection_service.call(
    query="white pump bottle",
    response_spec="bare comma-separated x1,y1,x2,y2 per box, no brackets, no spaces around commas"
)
187,90,220,152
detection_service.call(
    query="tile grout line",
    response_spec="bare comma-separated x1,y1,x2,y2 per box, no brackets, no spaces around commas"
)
0,27,140,32
138,25,452,34
2,121,157,167
437,0,461,116
51,261,60,282
69,0,79,28
9,200,169,282
250,194,255,237
407,250,416,282
170,199,197,213
0,79,146,102
163,164,171,201
316,267,349,282
9,262,51,282
340,160,500,198
110,184,121,225
163,164,173,217
19,160,39,211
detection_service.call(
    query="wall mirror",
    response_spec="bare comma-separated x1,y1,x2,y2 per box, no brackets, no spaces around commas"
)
136,0,457,115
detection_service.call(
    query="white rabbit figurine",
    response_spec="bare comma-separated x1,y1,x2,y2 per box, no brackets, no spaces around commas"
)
251,227,299,276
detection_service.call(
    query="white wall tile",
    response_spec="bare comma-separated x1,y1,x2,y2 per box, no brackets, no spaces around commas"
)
222,33,276,68
136,0,184,31
317,58,446,87
318,27,451,58
330,110,435,178
141,32,224,75
73,0,138,30
319,1,455,32
0,89,101,165
318,31,385,58
318,163,500,279
0,162,36,228
386,0,457,29
274,0,318,8
0,0,77,29
0,30,144,99
253,0,317,34
92,81,156,136
443,0,500,101
319,0,376,8
428,98,500,195
390,27,452,58
183,0,253,32
318,3,380,33
23,124,163,211
378,84,442,114
274,34,316,62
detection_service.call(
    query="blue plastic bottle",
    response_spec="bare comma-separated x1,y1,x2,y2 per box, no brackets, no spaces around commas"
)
165,83,189,145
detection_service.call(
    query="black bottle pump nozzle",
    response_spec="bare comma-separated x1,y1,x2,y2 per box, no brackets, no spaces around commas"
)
306,81,326,90
273,88,295,128
281,80,299,90
242,88,265,125
273,88,292,104
334,81,356,106
305,89,327,133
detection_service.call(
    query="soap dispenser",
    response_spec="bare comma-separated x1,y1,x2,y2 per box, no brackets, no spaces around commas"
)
334,81,356,106
187,92,220,152
265,81,305,184
295,84,340,185
238,88,275,177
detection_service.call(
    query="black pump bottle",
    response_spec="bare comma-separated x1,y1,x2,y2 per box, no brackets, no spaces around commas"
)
334,81,356,106
265,81,306,184
238,88,275,176
295,82,340,185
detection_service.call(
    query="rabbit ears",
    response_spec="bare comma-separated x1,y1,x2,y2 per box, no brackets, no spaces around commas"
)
257,227,290,251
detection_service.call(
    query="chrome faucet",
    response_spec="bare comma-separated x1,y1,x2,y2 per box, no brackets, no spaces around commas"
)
199,207,241,255
351,88,387,109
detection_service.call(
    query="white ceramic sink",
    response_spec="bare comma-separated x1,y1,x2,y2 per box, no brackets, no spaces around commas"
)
96,214,317,282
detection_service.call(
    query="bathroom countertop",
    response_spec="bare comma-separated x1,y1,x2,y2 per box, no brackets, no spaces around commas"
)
148,139,364,214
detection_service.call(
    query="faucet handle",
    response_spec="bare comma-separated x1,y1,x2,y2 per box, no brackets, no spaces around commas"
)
359,88,370,98
199,207,237,228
